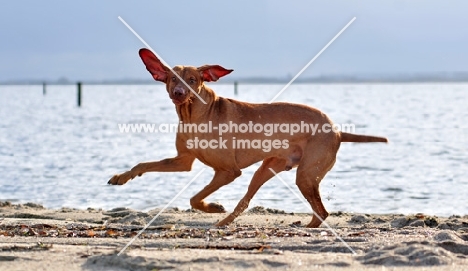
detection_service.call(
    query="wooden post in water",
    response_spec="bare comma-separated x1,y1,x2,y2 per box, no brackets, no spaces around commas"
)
42,82,46,95
234,81,238,95
77,82,82,107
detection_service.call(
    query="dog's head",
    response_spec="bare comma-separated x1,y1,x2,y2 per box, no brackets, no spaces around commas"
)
139,48,233,105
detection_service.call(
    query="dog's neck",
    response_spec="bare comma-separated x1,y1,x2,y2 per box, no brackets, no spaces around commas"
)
174,84,218,123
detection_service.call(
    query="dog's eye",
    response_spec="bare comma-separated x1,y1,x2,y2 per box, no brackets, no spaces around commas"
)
172,76,176,82
189,78,196,84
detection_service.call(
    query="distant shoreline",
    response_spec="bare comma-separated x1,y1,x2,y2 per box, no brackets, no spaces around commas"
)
3,74,468,85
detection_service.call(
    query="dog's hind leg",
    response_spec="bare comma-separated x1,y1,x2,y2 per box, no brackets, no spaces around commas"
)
190,169,241,213
216,157,287,227
296,164,335,228
296,139,339,228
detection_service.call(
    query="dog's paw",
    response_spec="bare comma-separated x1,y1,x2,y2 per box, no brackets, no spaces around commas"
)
207,202,226,213
107,172,133,185
216,215,234,227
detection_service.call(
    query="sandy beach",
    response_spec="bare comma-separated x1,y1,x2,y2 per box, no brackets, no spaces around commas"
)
1,201,467,270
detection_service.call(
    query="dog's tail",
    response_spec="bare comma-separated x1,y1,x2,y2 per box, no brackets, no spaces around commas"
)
340,132,388,143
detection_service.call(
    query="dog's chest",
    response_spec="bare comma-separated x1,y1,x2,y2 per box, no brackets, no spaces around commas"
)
177,132,235,168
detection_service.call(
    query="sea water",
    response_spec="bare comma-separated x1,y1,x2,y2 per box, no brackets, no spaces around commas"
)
0,83,467,216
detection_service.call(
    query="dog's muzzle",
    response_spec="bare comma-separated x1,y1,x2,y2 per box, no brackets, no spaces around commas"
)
171,86,189,105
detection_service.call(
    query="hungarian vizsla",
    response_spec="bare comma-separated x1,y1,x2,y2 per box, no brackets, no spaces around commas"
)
108,48,388,228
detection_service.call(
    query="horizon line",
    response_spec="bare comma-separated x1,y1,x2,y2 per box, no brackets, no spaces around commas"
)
3,72,468,85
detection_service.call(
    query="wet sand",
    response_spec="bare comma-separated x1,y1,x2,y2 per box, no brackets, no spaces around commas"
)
1,202,467,270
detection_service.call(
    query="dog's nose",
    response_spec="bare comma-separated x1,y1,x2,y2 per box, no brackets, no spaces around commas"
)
173,87,185,97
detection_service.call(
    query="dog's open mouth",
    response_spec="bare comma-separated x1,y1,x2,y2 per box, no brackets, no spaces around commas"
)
171,98,186,105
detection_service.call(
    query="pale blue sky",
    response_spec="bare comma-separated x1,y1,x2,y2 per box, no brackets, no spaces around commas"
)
1,1,467,81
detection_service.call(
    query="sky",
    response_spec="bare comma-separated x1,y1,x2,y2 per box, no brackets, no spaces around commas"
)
1,1,467,82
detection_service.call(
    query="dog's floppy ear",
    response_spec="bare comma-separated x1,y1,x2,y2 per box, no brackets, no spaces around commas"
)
139,48,169,82
198,65,233,82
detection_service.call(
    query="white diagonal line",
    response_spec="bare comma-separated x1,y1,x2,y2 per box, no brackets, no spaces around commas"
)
269,168,357,255
269,17,356,103
117,168,206,256
118,16,207,104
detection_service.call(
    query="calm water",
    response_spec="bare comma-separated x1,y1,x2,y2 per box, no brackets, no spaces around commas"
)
0,83,467,216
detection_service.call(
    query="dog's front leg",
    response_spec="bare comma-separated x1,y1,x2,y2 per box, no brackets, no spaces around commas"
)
108,154,195,185
217,157,287,226
190,169,241,213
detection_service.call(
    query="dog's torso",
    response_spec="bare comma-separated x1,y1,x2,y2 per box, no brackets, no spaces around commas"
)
174,86,341,172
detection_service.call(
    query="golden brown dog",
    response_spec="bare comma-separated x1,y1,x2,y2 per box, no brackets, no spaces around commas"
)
108,48,388,228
